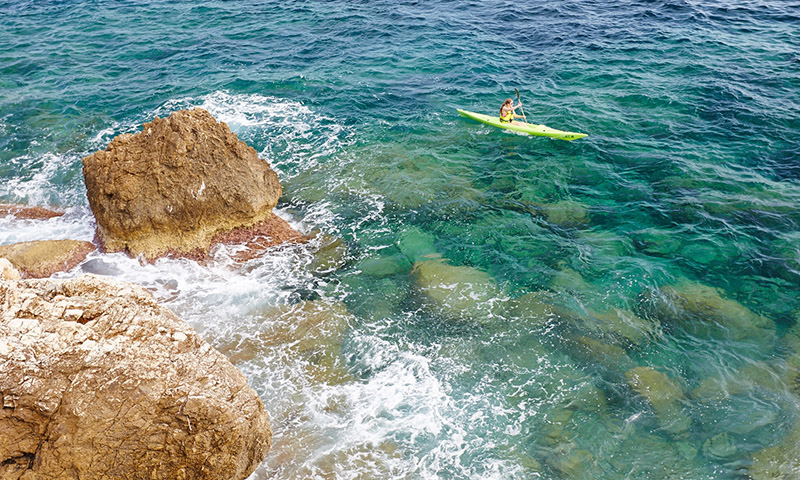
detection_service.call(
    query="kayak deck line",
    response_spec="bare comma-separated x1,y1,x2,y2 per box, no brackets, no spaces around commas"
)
457,109,588,141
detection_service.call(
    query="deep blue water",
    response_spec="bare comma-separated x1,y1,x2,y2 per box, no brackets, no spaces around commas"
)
2,1,800,478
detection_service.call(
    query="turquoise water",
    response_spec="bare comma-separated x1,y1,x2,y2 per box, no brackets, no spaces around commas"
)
2,1,800,478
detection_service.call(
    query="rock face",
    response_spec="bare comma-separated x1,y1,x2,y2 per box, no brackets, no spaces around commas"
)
0,259,20,281
0,274,271,480
82,108,283,260
0,240,94,278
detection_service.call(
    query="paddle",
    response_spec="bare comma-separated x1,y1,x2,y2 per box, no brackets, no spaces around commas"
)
515,88,528,124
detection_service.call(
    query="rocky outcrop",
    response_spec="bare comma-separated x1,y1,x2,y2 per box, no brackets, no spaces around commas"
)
219,212,309,262
82,108,285,260
0,240,94,278
0,273,271,480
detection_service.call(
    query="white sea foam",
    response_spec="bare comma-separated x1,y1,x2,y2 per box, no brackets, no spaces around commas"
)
199,91,314,129
0,152,86,208
0,205,95,245
71,231,315,323
88,125,118,149
243,336,526,480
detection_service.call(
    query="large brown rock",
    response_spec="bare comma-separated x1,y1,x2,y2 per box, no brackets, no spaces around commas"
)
0,274,271,480
0,239,94,278
82,108,283,260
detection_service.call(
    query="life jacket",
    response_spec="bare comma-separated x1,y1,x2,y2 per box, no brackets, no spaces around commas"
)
500,108,514,122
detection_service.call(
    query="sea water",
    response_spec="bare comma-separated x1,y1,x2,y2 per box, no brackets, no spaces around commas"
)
1,1,799,478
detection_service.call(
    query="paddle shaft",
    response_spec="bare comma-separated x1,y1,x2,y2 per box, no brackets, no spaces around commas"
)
515,88,527,123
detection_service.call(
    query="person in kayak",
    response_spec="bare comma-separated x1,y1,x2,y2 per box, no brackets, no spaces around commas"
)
499,98,523,124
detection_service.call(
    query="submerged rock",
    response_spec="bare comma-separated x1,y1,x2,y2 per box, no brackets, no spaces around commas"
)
542,200,590,228
357,254,412,278
646,279,776,348
604,431,703,478
82,108,284,260
576,230,634,277
266,434,403,480
631,228,682,257
679,242,721,266
397,226,438,264
411,257,502,324
227,299,355,385
550,267,597,296
506,290,560,326
0,239,94,278
748,421,800,480
587,307,660,347
546,446,594,479
783,351,800,397
568,335,636,374
774,232,800,276
701,432,737,461
691,361,788,405
308,234,348,275
625,366,691,437
0,274,270,479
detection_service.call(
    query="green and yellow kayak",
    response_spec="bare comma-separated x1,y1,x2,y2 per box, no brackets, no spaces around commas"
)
457,109,587,141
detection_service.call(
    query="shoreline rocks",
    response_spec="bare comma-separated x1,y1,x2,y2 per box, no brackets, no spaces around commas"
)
0,259,21,281
82,108,290,260
0,239,94,278
0,273,271,479
0,204,64,220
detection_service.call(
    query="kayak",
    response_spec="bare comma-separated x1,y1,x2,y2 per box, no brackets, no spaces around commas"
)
457,109,588,141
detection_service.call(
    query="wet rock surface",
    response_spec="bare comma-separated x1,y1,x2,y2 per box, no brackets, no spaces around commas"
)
0,239,94,278
0,204,64,220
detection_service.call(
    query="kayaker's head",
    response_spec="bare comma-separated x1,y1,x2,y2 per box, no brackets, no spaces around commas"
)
500,98,514,119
